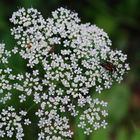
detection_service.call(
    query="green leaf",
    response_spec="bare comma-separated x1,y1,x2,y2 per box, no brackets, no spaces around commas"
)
117,128,127,140
90,128,109,140
132,125,140,140
108,84,130,124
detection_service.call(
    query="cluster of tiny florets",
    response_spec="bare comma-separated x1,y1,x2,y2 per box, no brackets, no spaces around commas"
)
0,106,30,139
0,7,130,140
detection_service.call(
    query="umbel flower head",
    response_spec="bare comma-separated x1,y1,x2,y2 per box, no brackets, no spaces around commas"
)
0,7,130,140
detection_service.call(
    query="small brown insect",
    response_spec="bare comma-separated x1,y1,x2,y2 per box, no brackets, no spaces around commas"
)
26,43,32,49
100,61,116,72
48,47,55,54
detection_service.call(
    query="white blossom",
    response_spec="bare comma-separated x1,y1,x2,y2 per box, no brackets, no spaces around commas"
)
0,106,30,140
0,7,130,140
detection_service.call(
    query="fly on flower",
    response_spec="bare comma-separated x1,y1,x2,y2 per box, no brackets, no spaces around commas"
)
100,61,117,72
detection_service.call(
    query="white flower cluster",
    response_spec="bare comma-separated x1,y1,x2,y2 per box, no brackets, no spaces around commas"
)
78,98,108,135
0,106,30,139
0,7,130,140
0,43,11,64
37,109,73,140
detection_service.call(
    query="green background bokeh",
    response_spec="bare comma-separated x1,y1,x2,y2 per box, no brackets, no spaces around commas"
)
0,0,140,140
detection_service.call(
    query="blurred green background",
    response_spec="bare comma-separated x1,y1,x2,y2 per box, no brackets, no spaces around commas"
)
0,0,140,140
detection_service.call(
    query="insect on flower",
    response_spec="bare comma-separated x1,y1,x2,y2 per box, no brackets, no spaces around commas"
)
48,47,55,54
26,43,32,49
100,61,117,72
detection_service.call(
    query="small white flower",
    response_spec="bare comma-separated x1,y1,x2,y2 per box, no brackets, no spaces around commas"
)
24,119,31,125
96,85,103,93
19,94,26,102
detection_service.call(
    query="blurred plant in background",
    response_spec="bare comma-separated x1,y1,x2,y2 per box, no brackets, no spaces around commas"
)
0,0,140,140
